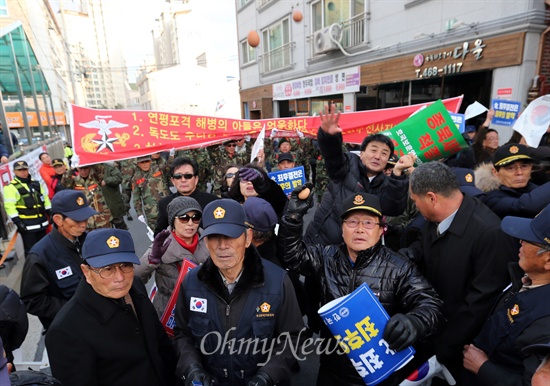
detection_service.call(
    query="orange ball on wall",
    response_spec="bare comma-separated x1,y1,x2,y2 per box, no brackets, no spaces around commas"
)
247,30,260,47
292,9,303,22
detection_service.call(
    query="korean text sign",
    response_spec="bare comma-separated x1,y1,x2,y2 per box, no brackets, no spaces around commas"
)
318,283,415,385
386,100,468,164
268,166,306,197
491,99,521,126
70,96,462,166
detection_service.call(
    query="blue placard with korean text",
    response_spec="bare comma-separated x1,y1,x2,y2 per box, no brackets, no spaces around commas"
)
491,99,521,126
268,166,306,197
450,113,465,133
318,283,415,386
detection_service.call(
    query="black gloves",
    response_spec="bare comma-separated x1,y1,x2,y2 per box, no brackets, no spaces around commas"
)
383,314,422,352
239,167,269,194
183,364,213,386
247,370,273,386
12,217,26,234
149,229,172,265
286,183,314,223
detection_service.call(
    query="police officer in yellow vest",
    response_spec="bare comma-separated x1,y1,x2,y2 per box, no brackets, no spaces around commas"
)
4,160,51,254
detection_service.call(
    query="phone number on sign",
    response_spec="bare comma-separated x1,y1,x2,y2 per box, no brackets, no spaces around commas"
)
415,62,463,78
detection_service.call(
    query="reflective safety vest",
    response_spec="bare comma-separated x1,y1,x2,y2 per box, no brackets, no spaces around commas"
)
9,178,48,230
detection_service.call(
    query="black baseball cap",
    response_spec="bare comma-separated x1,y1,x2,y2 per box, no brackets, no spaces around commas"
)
13,160,29,170
501,204,550,247
340,193,382,219
83,229,140,268
493,143,534,167
51,190,98,222
201,199,248,239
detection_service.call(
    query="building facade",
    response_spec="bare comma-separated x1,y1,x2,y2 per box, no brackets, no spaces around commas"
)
236,0,549,141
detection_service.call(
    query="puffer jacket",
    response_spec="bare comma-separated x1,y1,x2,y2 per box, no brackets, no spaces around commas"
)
304,128,408,246
135,231,209,318
279,215,445,385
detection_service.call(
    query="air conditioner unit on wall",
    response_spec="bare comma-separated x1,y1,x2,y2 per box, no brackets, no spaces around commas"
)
313,24,342,55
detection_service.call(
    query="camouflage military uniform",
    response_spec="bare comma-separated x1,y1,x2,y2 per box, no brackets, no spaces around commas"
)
94,163,128,230
315,153,329,201
62,168,112,230
175,148,211,192
132,164,170,230
208,144,248,197
119,159,136,215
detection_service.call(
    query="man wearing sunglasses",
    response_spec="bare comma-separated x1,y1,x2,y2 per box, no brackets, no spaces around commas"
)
209,140,249,197
46,228,176,386
154,156,217,236
279,188,444,386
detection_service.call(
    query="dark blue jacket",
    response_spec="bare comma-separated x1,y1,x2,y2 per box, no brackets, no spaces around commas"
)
20,227,86,330
482,181,550,218
471,263,550,386
174,248,304,386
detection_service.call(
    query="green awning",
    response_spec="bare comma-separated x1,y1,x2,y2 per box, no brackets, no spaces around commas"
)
0,21,49,96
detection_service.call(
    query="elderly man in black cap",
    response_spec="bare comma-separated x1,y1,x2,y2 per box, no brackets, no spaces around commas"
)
46,228,176,386
4,160,51,254
174,199,304,386
463,203,550,385
20,189,97,331
279,188,444,386
482,143,550,218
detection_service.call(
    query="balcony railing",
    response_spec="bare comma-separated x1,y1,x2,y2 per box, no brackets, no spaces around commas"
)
309,12,368,57
259,41,294,74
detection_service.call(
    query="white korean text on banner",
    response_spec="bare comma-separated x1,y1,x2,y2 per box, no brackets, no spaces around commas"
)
318,283,415,386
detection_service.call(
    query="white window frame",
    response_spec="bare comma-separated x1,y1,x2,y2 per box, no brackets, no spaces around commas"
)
0,0,8,17
240,40,256,65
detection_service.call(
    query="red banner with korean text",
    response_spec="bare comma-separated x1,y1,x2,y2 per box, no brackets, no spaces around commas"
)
70,96,462,165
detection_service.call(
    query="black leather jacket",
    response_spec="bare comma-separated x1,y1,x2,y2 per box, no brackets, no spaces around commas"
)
279,215,445,384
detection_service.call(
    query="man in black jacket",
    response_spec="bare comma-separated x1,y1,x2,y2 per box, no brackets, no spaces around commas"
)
20,189,97,331
279,188,444,386
174,199,304,386
154,156,217,235
46,228,176,386
406,161,517,383
305,103,416,246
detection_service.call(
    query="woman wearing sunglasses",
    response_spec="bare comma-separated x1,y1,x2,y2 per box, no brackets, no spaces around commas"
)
135,196,208,319
229,163,288,218
220,164,240,198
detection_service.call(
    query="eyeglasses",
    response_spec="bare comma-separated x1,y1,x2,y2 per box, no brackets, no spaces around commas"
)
343,219,381,229
176,214,202,224
522,239,547,249
172,173,195,180
89,262,134,279
225,144,237,148
225,173,236,179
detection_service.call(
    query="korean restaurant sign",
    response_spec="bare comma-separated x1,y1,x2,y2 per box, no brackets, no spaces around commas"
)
272,66,360,101
413,38,486,79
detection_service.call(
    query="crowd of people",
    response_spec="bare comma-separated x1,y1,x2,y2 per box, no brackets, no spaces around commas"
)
0,104,549,386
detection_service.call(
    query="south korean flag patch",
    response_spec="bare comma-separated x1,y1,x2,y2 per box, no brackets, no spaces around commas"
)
190,297,207,313
55,266,73,280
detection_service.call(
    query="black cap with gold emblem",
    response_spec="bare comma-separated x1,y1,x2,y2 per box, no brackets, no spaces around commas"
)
201,199,248,239
493,143,534,167
340,193,383,219
13,160,29,170
51,190,98,221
